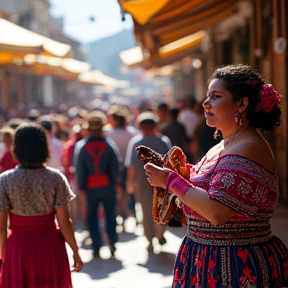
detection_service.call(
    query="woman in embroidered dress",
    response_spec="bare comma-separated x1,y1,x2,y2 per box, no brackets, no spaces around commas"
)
144,64,288,288
0,123,83,288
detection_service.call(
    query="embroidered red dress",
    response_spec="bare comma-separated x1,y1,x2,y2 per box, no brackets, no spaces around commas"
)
172,149,288,288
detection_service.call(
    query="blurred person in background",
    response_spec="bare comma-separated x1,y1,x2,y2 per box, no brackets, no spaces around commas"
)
105,105,140,227
125,111,171,253
63,124,83,222
0,123,82,288
6,118,24,130
76,111,122,258
53,114,70,142
177,97,201,163
26,109,40,122
157,102,170,130
160,107,190,157
72,123,90,228
0,127,18,173
40,117,64,173
191,105,222,162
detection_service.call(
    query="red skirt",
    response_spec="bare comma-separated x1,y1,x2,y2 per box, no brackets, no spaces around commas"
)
0,212,72,288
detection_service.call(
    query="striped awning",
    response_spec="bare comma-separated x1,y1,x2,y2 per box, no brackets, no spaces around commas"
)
119,0,238,67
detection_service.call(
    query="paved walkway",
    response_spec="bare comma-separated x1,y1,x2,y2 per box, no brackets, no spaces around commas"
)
68,204,288,288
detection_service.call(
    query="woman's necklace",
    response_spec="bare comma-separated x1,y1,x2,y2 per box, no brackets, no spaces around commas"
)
195,127,248,174
223,128,247,148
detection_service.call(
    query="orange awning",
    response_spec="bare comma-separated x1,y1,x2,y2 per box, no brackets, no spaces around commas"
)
119,0,171,25
119,0,238,67
0,18,72,60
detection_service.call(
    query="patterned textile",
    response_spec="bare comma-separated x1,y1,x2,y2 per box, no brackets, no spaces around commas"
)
0,166,75,216
172,152,288,288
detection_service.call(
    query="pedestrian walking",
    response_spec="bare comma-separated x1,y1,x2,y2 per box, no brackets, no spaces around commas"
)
105,105,140,225
125,111,171,253
144,64,288,287
0,126,17,173
63,124,82,222
76,110,122,258
40,117,64,173
160,107,190,159
0,123,82,288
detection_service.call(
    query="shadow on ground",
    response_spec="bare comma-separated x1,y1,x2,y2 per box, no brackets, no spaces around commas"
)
81,257,123,279
137,251,175,275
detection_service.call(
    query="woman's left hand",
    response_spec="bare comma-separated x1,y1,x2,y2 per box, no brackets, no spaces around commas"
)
144,163,171,189
72,253,83,272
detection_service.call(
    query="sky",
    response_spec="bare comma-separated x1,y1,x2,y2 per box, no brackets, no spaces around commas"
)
50,0,133,43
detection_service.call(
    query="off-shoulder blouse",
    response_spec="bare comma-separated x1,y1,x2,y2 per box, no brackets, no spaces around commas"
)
186,154,279,222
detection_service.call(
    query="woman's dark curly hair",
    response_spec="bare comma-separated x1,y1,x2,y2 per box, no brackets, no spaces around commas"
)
212,64,281,131
13,123,50,167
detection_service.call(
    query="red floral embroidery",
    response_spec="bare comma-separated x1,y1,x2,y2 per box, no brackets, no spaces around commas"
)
180,245,188,263
174,267,181,281
208,257,216,270
191,275,196,285
239,267,257,285
268,255,278,278
237,248,248,263
243,266,251,277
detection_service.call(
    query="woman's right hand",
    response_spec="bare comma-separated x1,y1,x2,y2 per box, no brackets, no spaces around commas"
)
144,163,172,189
72,253,83,272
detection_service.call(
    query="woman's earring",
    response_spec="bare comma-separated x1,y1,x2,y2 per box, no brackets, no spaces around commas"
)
234,113,243,128
213,129,220,139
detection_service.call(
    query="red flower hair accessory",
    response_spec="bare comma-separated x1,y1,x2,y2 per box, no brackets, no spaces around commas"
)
255,84,280,113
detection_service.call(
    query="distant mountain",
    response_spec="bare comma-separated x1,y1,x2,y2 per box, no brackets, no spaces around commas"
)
85,29,136,80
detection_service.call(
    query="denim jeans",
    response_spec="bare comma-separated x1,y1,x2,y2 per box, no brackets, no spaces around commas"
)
85,187,118,251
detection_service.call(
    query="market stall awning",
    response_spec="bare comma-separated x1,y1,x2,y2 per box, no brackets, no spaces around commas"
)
119,46,144,68
158,30,205,57
78,70,130,88
119,0,170,25
120,30,205,68
0,18,72,59
22,54,91,80
119,0,238,67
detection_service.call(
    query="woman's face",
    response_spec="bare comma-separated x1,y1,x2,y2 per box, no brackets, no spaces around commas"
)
202,79,239,131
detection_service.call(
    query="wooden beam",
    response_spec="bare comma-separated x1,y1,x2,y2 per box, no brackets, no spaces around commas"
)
158,7,235,46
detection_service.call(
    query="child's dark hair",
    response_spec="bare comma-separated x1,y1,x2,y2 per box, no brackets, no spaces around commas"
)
13,123,50,167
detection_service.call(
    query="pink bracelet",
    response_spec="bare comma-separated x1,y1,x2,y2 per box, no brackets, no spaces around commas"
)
162,171,191,199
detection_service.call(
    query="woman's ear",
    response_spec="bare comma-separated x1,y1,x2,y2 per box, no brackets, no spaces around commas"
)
238,97,249,113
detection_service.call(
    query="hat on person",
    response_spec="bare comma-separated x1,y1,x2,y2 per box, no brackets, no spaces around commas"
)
39,115,53,132
6,118,23,130
0,126,15,136
82,110,107,130
27,109,40,121
136,111,160,125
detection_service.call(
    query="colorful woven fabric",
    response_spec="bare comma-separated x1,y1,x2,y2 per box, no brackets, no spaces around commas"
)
172,153,288,288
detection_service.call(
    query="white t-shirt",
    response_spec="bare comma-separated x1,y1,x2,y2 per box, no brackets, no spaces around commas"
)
105,126,140,160
47,135,64,172
178,109,200,139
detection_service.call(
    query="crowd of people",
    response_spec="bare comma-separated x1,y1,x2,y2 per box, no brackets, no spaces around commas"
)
0,64,287,288
0,93,213,260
